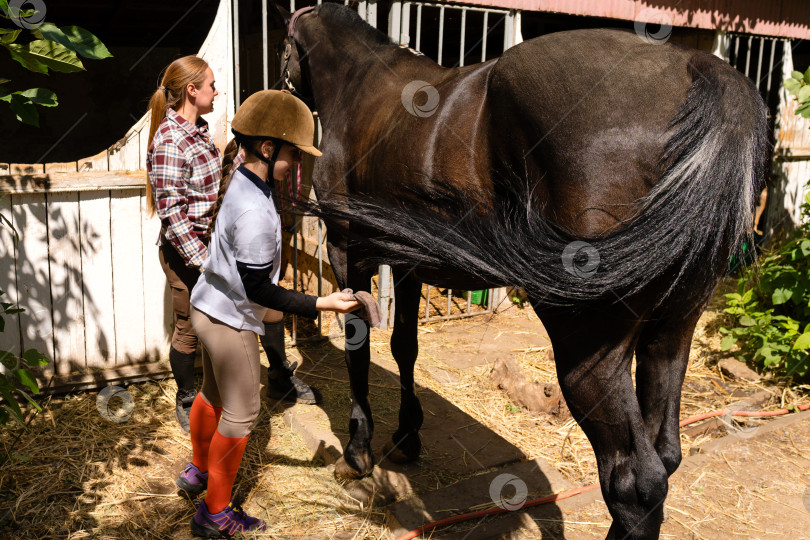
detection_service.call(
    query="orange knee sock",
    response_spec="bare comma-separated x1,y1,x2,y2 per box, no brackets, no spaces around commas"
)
189,393,222,472
205,430,249,514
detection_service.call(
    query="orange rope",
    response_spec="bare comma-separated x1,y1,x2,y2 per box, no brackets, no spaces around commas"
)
395,402,810,540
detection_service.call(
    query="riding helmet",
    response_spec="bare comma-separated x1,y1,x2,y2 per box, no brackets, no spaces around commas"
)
230,89,321,156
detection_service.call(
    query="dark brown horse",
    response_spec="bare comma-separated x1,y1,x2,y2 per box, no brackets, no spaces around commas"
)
275,3,769,538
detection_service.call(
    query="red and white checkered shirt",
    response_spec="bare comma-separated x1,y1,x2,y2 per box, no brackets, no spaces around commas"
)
146,108,222,268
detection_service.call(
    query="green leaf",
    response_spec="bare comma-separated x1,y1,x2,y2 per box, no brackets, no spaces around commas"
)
13,368,38,395
0,84,8,102
21,348,47,367
8,93,38,126
785,78,802,95
742,288,753,304
739,315,757,327
805,66,810,83
799,85,810,103
0,28,19,44
793,333,810,350
16,388,40,411
0,404,25,428
0,351,16,369
36,23,72,50
19,88,57,107
797,103,810,118
720,335,736,351
773,288,793,305
0,385,21,421
54,25,112,60
0,1,8,16
23,40,85,73
2,43,48,74
793,70,805,81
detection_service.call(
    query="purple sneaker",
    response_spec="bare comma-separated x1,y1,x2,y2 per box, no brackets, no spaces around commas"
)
191,499,266,538
176,462,208,497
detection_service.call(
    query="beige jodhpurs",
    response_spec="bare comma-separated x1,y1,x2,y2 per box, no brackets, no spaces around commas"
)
190,307,261,438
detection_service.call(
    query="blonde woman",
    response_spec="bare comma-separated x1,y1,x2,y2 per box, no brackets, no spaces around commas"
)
145,55,220,431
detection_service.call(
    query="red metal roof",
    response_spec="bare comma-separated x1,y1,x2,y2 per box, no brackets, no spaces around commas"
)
456,0,810,39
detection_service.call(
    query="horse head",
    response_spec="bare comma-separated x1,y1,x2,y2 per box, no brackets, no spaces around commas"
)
273,3,400,115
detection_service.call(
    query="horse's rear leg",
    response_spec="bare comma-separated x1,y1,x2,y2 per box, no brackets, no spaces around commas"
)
382,271,424,463
635,311,702,477
541,309,667,540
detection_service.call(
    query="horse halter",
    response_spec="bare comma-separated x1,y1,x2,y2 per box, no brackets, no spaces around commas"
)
281,6,315,93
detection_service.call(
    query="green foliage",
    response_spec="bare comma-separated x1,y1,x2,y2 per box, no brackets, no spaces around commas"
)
0,196,48,428
721,68,810,378
0,289,48,428
0,5,111,126
721,237,810,378
784,67,810,119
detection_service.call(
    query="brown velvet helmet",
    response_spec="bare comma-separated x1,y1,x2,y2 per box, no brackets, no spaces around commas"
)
230,89,321,156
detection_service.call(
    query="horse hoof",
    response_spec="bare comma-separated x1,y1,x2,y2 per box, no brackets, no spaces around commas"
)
383,433,421,463
383,440,414,463
334,455,373,481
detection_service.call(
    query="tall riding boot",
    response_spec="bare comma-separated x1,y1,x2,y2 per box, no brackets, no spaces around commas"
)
261,319,317,404
169,346,197,432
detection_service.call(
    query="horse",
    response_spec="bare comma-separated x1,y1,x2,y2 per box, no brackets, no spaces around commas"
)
274,3,769,538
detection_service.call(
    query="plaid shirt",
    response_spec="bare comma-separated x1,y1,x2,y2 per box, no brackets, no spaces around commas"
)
147,108,222,268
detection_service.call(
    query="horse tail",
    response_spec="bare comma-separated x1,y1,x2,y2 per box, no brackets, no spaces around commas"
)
606,53,771,303
303,54,770,306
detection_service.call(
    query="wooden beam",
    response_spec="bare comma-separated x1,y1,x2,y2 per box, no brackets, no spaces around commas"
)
0,171,146,195
36,360,203,395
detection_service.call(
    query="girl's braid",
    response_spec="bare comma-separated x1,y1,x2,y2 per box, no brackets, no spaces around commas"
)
205,137,240,242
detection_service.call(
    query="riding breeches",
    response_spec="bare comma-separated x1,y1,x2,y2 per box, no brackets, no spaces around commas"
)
189,307,261,439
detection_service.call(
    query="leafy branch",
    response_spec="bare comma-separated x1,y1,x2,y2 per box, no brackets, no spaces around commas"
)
0,288,49,428
719,67,810,380
784,67,810,119
0,1,111,126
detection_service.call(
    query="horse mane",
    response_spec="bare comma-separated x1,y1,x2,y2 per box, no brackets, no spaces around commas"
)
315,2,393,47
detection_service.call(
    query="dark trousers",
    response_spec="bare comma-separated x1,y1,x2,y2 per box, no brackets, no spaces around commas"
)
158,242,202,355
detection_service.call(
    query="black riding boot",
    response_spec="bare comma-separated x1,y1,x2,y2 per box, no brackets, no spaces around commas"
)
261,319,317,404
169,347,197,432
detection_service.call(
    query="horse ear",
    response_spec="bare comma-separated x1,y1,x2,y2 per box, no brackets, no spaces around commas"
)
271,1,291,26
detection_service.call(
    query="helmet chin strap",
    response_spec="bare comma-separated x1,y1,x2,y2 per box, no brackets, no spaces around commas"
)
244,140,284,186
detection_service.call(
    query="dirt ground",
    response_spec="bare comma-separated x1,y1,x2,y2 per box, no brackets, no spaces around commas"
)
1,279,810,539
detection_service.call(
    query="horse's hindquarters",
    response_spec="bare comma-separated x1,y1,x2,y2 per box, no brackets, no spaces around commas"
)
488,28,697,236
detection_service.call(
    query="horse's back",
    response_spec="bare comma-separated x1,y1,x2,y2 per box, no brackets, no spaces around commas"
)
488,28,730,235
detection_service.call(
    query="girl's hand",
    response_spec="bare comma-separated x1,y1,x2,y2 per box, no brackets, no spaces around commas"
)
316,292,362,313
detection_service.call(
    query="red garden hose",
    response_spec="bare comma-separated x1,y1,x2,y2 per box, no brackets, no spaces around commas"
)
395,402,810,540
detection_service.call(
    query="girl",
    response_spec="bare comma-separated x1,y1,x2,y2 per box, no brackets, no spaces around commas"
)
146,55,220,431
177,89,361,536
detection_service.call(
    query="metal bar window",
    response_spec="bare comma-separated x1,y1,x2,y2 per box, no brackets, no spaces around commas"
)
416,3,422,51
262,0,269,90
481,11,488,62
459,8,466,67
437,6,445,65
